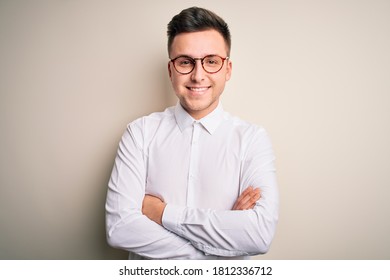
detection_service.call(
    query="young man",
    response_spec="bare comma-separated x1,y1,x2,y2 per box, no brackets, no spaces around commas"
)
105,7,279,259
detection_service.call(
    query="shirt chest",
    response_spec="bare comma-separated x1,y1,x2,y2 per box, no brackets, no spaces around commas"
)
145,123,243,210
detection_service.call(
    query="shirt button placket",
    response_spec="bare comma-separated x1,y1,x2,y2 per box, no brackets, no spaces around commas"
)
186,121,200,207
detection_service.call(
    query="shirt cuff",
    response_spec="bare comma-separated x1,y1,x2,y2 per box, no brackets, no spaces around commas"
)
162,204,185,234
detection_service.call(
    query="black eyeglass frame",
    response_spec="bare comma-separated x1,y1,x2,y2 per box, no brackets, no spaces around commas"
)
170,55,229,75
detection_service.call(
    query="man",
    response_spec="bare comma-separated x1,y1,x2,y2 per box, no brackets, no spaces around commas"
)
105,7,279,259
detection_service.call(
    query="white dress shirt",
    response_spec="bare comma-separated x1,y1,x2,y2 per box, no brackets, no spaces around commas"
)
105,102,279,259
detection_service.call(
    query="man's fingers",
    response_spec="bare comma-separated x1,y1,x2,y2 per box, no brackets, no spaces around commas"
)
142,195,163,213
142,194,166,225
232,187,252,209
245,189,260,208
233,190,252,209
232,187,261,210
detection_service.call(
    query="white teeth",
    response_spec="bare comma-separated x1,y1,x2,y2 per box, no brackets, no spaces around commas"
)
189,87,208,92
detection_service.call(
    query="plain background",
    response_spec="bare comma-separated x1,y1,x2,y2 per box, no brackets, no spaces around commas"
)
1,0,389,259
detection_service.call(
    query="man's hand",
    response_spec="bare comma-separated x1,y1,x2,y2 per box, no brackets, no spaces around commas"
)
142,187,260,224
232,187,261,210
142,195,166,225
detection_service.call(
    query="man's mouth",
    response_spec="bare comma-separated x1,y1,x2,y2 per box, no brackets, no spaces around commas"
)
186,86,210,92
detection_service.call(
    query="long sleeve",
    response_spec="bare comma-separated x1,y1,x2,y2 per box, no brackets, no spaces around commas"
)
105,121,208,259
161,128,279,257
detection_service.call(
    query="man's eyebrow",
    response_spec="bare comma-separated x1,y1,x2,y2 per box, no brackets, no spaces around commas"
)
173,54,220,58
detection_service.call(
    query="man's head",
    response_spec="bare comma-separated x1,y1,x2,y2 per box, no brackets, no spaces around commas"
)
167,7,233,120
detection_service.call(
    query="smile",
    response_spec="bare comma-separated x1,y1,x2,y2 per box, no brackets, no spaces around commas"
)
187,87,210,92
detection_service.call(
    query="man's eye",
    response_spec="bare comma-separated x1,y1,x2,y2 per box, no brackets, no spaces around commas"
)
205,58,219,65
179,59,193,66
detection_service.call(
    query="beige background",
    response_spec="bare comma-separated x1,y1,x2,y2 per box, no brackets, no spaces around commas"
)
1,0,389,259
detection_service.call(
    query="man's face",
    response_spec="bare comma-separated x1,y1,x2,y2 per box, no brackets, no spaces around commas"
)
168,29,232,120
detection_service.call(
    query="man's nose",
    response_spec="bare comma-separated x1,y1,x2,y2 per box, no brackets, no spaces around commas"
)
191,59,205,81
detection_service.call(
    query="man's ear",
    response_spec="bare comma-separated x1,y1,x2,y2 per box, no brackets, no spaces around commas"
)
225,59,232,81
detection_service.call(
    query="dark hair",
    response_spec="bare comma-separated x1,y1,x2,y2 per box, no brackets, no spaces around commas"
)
167,7,231,56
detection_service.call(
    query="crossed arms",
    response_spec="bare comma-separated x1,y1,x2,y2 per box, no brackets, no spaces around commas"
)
142,187,261,225
106,122,279,259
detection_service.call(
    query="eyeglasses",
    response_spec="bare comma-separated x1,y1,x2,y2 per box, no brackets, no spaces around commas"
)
170,55,229,75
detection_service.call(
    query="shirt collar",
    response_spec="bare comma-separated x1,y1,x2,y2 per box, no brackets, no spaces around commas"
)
174,102,226,135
